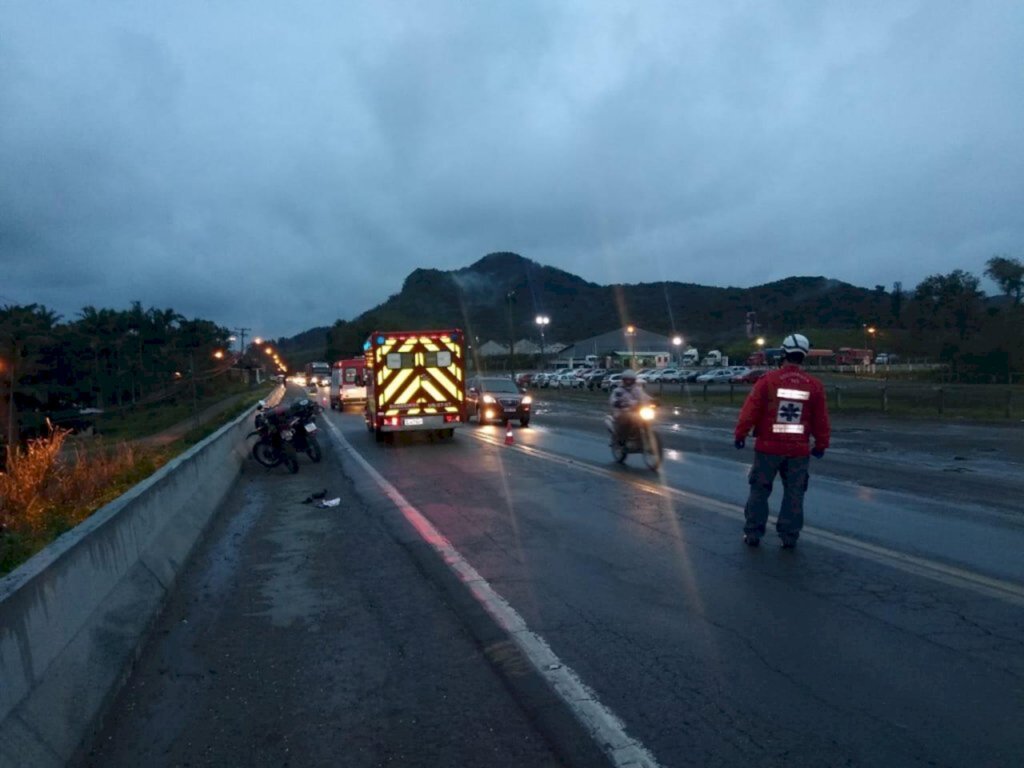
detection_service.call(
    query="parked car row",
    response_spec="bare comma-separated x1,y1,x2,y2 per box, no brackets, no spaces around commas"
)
510,365,769,392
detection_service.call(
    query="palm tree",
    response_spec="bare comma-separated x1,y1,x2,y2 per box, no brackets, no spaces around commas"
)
0,304,61,447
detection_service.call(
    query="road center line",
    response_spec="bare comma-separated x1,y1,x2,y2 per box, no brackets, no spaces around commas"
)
471,432,1024,608
324,420,662,768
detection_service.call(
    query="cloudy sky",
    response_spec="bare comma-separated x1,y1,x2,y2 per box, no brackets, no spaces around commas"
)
2,1,1022,338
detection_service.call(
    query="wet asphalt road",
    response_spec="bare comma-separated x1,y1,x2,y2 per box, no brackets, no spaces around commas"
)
80,392,1024,767
79,424,565,768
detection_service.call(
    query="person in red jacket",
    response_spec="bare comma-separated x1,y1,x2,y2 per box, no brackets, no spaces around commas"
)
733,333,830,548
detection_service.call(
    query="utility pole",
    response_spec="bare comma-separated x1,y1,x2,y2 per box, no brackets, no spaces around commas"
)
506,290,516,366
232,327,250,357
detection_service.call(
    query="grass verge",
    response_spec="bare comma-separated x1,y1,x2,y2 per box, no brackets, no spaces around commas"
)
0,430,173,575
1,384,273,576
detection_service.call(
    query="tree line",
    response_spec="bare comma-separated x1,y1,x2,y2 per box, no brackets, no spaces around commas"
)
0,302,235,447
896,257,1023,379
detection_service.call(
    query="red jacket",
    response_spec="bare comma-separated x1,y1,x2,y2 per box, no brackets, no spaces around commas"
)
734,364,830,457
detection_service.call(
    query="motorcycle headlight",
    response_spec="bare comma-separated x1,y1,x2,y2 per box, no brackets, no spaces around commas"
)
640,406,656,421
521,395,532,405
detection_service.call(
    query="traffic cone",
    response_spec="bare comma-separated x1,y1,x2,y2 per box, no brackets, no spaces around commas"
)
504,420,514,446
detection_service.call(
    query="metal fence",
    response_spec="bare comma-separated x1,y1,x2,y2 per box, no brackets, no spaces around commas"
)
635,379,1024,419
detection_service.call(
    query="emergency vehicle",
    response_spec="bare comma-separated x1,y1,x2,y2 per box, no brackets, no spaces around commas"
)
835,347,874,365
363,329,466,440
330,358,367,411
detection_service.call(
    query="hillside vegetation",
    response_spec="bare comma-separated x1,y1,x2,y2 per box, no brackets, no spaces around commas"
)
323,252,888,355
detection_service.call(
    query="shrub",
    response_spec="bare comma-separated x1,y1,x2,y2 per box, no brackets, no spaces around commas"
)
0,428,169,574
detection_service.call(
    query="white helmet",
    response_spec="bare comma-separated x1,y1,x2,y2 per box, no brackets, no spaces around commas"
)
621,369,637,383
781,333,811,358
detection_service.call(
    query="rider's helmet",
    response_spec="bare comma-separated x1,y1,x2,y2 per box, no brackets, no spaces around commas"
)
781,333,811,360
621,369,637,385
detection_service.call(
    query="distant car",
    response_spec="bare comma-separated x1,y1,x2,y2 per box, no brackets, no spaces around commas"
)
733,368,767,384
551,371,584,389
696,369,735,383
601,373,624,391
875,353,898,365
515,372,536,388
679,369,702,383
585,369,610,389
727,366,752,381
467,376,532,427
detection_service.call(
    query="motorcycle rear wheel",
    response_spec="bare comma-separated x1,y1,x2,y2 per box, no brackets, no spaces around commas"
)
306,436,322,463
252,439,282,468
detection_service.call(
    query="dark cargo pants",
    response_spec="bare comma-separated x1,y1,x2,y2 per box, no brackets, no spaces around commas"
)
743,451,810,542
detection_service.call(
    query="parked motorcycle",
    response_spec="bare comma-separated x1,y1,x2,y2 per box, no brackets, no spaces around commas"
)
249,402,300,473
286,398,323,463
604,404,663,471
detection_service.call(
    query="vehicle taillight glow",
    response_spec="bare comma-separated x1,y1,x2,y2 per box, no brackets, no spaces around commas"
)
444,414,461,423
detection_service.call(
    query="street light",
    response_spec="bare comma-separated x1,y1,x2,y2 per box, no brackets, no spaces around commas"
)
756,337,765,348
862,324,876,354
672,335,683,366
535,315,550,362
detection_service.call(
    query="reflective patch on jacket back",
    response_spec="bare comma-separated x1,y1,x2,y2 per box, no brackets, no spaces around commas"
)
776,400,804,424
772,423,806,434
776,387,810,401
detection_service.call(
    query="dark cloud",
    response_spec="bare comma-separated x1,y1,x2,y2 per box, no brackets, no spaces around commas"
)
2,1,1022,336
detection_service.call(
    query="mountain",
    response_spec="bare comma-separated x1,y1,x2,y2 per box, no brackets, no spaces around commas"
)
307,252,889,360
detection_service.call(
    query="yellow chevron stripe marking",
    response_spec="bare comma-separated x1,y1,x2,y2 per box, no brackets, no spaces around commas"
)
383,368,414,404
423,368,458,399
420,378,446,403
396,377,422,405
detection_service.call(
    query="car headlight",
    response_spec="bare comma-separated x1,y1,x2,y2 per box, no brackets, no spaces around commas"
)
482,394,496,404
639,406,656,421
521,395,532,405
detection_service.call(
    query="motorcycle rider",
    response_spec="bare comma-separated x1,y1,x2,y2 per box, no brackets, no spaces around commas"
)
609,369,653,444
733,333,830,549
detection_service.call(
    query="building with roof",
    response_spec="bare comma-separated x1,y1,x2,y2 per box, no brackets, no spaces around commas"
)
559,326,676,369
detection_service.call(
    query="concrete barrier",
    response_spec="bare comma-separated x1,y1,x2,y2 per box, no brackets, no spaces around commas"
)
0,404,262,768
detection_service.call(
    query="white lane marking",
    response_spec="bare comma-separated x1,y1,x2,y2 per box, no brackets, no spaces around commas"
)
471,432,1024,608
324,420,662,768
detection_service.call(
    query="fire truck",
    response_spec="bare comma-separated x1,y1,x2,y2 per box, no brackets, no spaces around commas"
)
835,347,874,365
363,329,466,440
329,358,367,411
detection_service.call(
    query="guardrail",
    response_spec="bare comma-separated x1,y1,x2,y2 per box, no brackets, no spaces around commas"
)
0,402,263,768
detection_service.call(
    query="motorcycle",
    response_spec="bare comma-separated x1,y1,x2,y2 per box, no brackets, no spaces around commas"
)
286,398,323,463
604,404,663,471
249,402,301,473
